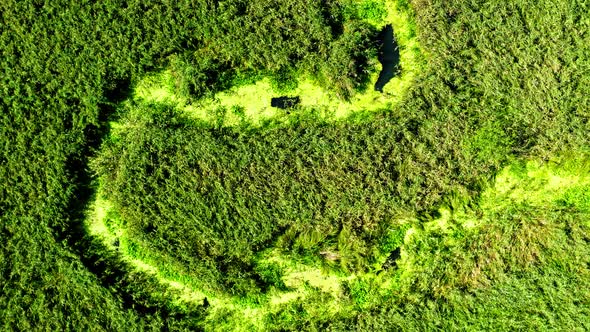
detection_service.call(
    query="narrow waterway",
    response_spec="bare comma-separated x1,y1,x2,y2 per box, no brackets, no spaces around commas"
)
375,24,401,92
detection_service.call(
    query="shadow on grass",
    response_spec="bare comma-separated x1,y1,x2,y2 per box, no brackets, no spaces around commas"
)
271,96,301,110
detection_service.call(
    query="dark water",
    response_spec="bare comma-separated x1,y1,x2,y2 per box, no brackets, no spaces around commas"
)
271,96,300,109
375,24,401,92
382,247,401,271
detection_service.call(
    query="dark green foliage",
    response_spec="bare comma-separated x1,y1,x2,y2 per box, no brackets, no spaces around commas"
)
254,261,288,291
314,20,379,98
2,0,590,330
94,100,496,289
96,0,590,326
168,0,379,100
0,0,380,323
0,0,231,327
263,291,340,332
270,67,300,93
320,204,590,331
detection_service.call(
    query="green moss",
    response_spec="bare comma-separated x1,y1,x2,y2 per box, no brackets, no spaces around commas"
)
82,0,589,328
86,129,590,329
557,185,590,212
131,0,424,129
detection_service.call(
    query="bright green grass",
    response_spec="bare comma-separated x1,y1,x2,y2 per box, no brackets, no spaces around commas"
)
132,0,424,127
89,5,425,324
416,151,590,236
85,192,354,330
85,1,589,329
84,150,590,330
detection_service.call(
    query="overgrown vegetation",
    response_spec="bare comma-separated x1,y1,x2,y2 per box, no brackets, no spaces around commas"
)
168,0,379,100
2,0,589,330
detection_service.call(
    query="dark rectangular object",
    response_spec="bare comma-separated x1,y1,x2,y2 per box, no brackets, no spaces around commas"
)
271,96,300,109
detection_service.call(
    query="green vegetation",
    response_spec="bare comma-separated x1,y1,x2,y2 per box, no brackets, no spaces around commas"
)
87,150,590,330
132,0,423,125
2,0,589,331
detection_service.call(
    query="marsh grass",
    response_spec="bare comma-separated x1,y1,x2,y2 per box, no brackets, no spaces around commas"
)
86,143,590,330
131,0,424,129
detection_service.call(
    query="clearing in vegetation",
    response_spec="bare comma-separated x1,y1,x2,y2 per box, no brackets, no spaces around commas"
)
3,0,589,330
84,1,590,330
